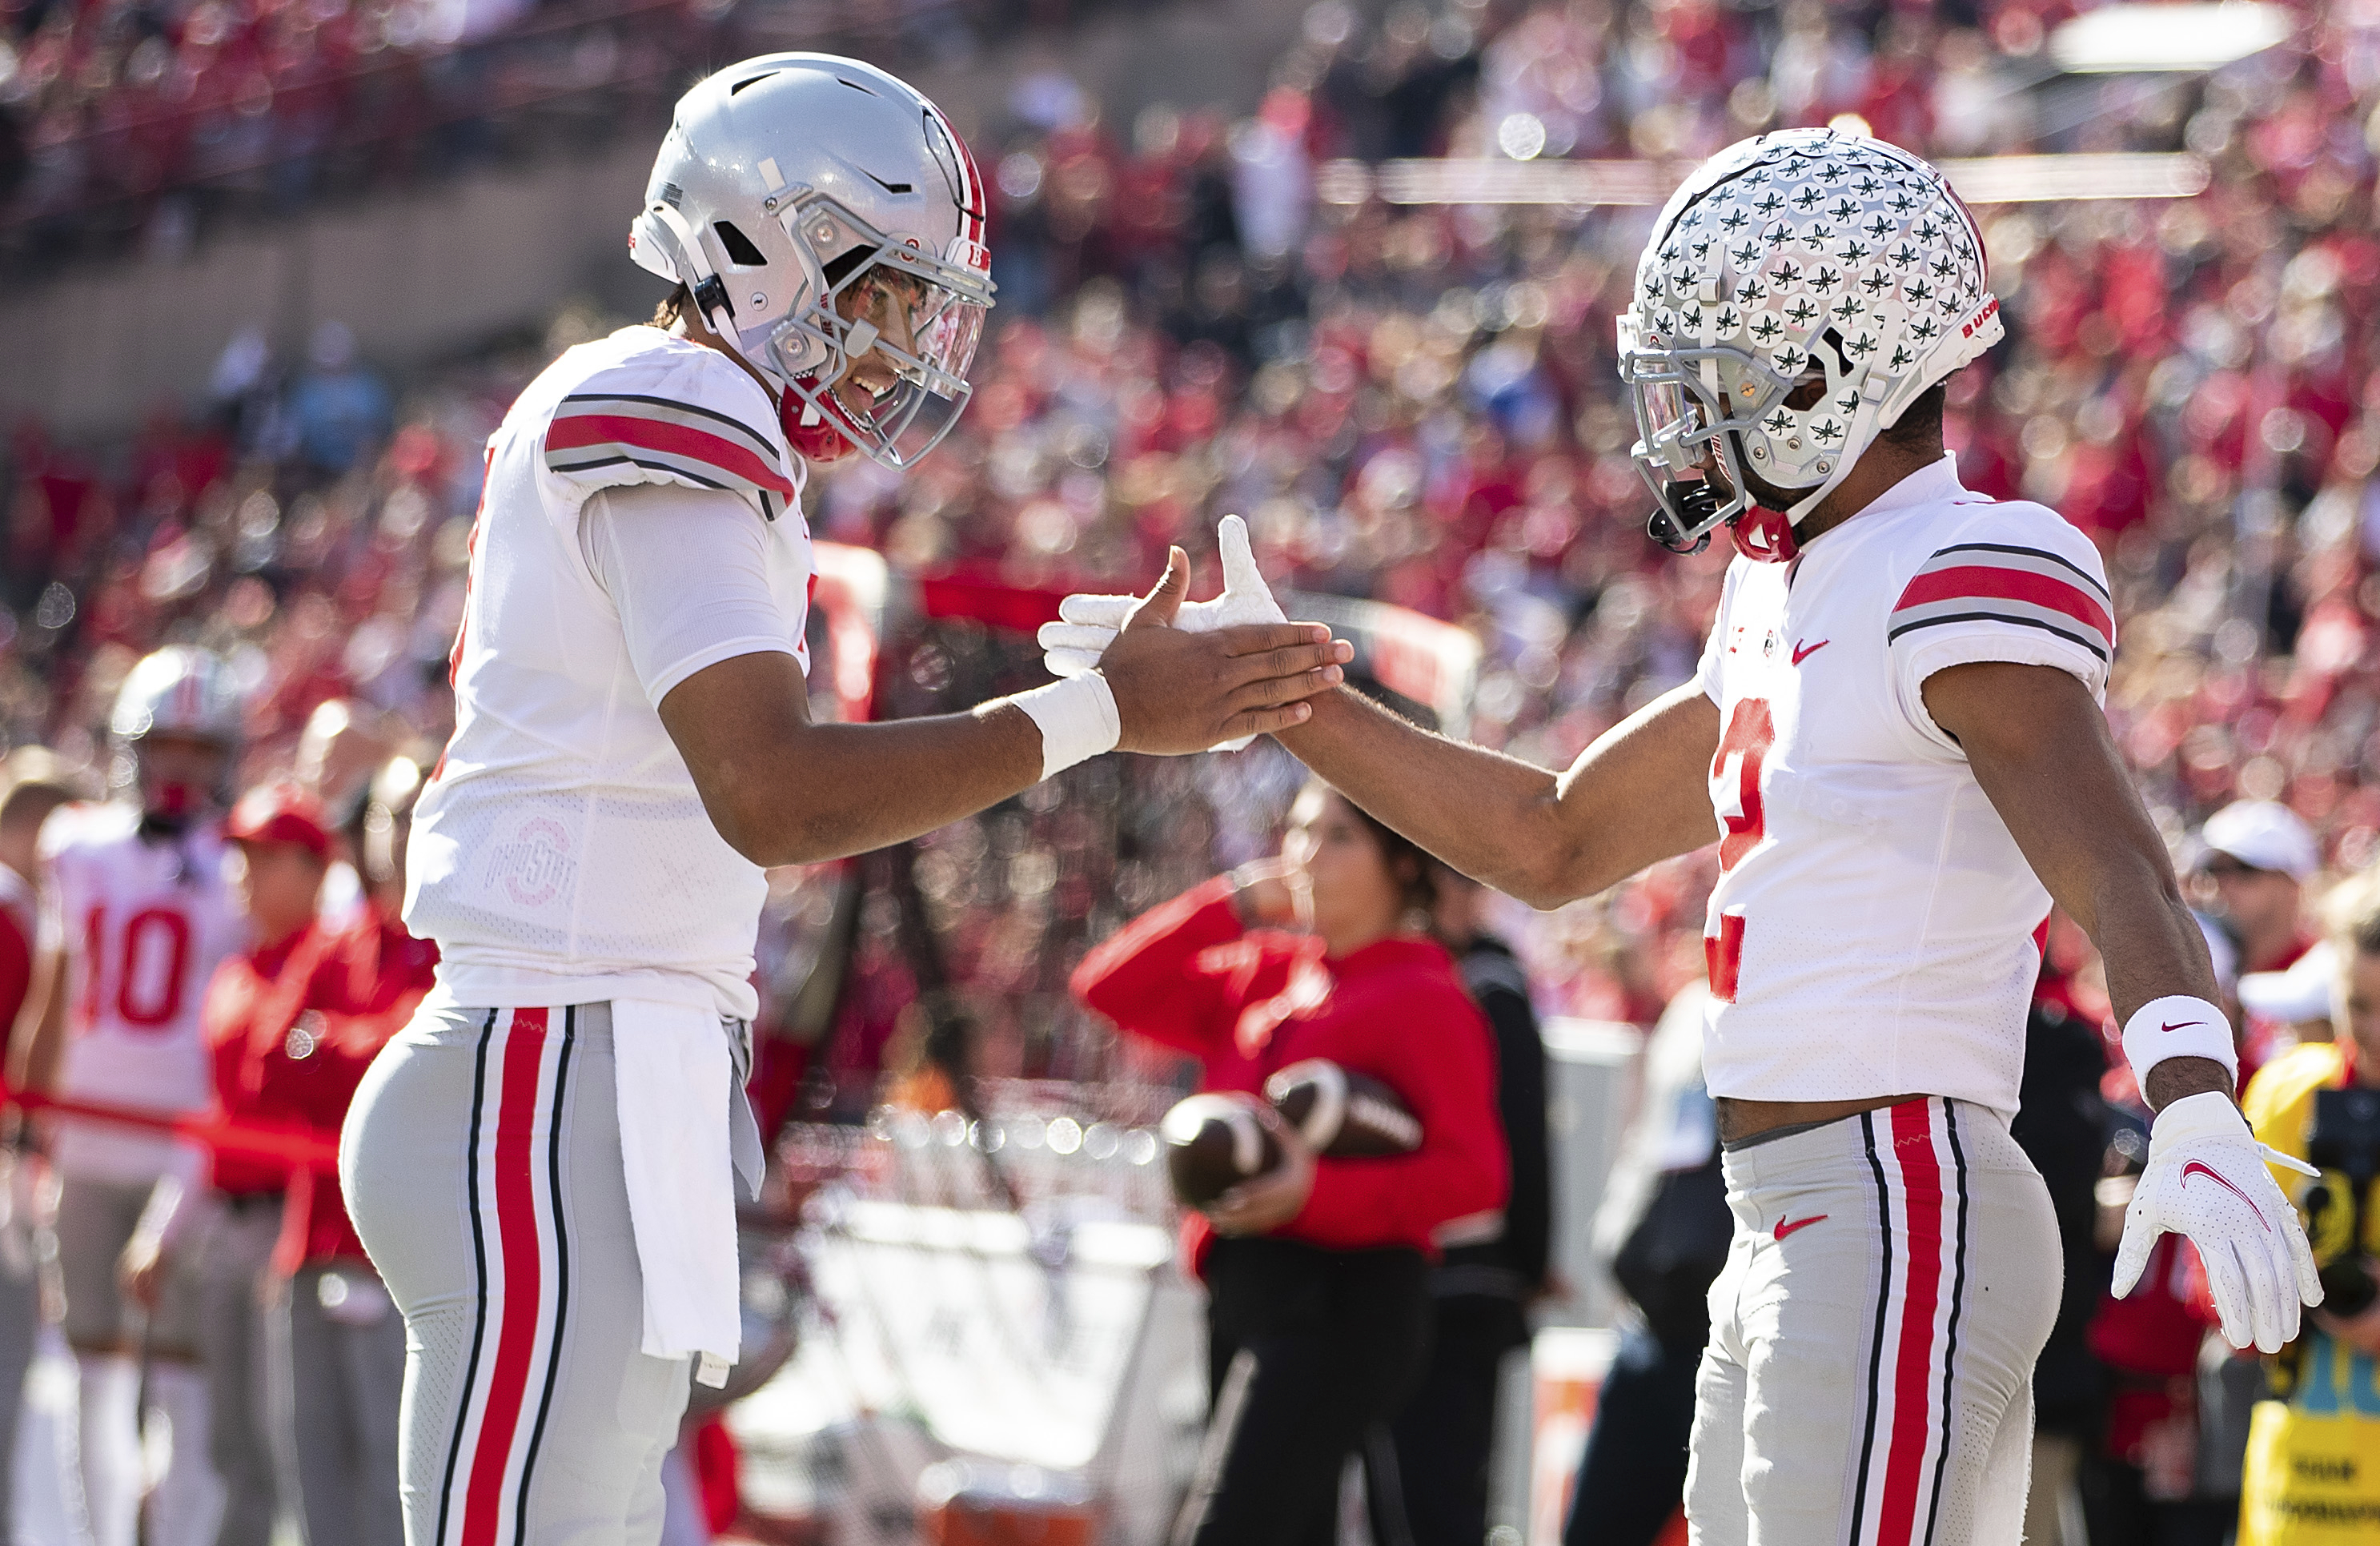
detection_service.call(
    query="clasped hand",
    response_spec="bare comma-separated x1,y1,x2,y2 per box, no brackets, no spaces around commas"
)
1046,515,1298,752
1091,541,1350,754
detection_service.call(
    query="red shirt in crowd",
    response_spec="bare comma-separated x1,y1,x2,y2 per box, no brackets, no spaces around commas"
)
200,901,437,1262
1070,875,1507,1273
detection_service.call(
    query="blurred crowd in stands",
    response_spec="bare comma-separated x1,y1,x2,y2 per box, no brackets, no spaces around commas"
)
0,0,1119,258
12,0,2380,1046
11,0,2380,1528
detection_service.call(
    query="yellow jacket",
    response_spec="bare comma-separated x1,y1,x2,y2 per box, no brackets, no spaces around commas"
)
2238,1042,2380,1543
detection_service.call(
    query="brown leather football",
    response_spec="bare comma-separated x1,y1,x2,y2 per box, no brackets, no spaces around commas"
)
1263,1058,1422,1157
1160,1091,1285,1208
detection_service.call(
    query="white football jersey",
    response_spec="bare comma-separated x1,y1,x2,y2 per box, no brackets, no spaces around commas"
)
405,326,813,1020
1695,454,2113,1115
42,804,249,1183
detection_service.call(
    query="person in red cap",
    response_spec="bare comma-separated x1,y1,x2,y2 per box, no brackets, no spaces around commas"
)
122,780,334,1543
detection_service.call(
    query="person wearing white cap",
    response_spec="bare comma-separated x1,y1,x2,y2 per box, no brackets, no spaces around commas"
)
2197,801,2322,977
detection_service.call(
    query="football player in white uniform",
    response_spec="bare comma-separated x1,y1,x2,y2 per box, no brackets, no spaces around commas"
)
336,54,1351,1546
1043,129,2321,1545
17,645,252,1546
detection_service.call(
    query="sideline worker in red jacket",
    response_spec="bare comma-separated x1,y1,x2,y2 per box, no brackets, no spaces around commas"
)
1072,778,1506,1546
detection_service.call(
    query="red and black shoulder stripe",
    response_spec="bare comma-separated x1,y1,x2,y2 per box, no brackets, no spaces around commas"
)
544,392,796,520
1888,541,2114,662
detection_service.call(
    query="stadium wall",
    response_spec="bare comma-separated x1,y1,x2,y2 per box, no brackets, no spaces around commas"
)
1,0,1333,440
0,139,664,440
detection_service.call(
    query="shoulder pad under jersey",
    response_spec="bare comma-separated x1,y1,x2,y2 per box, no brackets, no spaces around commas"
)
1891,496,2115,665
541,330,802,523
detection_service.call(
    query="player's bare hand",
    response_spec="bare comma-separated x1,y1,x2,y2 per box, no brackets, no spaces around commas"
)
1206,1104,1314,1236
1100,548,1352,755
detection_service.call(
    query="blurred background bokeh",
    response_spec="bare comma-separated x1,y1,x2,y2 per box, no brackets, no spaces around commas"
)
5,0,2378,1533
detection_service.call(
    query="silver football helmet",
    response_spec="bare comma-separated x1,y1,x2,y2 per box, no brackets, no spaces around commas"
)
1619,129,2002,559
109,645,243,824
110,645,243,746
629,54,997,470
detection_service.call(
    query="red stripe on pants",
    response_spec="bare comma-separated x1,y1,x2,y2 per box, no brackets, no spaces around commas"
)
462,1007,551,1546
1878,1100,1944,1544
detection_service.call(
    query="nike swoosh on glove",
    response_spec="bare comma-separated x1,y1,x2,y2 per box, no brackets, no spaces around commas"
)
1038,514,1288,750
2112,1089,2322,1353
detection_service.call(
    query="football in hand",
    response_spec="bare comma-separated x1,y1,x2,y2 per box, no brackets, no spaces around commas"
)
1161,1092,1284,1209
1263,1058,1422,1157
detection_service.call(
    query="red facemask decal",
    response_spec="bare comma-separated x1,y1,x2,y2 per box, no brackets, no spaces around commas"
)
1731,505,1800,563
780,378,863,466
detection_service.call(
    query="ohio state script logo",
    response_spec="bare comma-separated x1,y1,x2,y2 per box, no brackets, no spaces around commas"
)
2180,1160,2268,1229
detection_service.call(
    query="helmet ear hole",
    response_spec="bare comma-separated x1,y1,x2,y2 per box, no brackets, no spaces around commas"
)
712,221,768,268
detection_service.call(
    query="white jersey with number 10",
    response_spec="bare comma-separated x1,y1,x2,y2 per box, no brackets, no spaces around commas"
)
1694,454,2114,1117
41,803,247,1183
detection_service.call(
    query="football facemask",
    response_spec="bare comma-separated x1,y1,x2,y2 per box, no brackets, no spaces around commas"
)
1621,317,1824,559
764,191,991,470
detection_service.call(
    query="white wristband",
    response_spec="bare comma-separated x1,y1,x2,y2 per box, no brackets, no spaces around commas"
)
1010,673,1120,781
2121,994,2238,1090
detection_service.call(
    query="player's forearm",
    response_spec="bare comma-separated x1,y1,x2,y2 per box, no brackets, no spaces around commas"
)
1278,680,1717,909
2074,854,2221,1026
1275,689,1571,902
2079,861,2234,1107
2043,825,2234,1110
700,706,1044,867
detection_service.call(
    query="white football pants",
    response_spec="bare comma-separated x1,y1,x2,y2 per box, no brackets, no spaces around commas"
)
1688,1097,2061,1546
342,1003,691,1546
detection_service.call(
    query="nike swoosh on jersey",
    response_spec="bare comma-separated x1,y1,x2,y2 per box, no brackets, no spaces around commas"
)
2180,1161,2267,1229
1791,639,1829,665
1772,1213,1827,1240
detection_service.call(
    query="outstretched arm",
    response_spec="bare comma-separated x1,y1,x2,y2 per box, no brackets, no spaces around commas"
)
660,551,1350,869
1922,661,2226,1109
1273,680,1722,910
1926,659,2318,1355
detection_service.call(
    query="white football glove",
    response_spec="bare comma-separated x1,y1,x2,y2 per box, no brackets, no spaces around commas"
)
1039,514,1288,750
2111,1090,2322,1353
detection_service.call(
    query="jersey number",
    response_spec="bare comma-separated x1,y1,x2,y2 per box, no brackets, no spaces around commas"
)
1712,697,1774,872
79,906,193,1032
